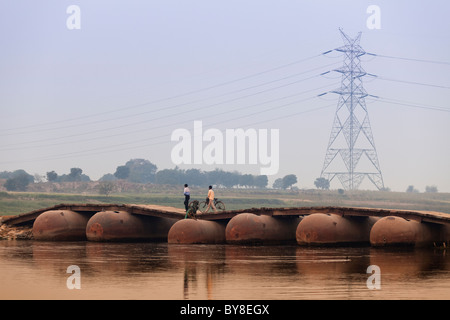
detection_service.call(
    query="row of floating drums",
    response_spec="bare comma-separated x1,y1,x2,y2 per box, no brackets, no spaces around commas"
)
32,209,450,247
33,210,176,242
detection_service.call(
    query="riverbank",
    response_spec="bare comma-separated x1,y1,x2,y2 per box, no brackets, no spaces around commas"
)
1,187,450,217
0,222,33,240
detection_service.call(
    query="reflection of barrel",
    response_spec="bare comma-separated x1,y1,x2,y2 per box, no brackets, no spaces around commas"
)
86,210,176,242
84,242,173,276
296,213,378,246
368,247,431,276
370,216,439,247
168,219,226,244
441,225,450,246
225,213,301,244
225,245,298,275
295,246,370,276
33,210,90,241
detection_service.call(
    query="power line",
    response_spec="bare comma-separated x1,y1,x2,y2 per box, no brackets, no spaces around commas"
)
0,82,338,152
376,76,450,90
0,52,331,134
2,61,341,138
0,97,335,164
0,67,337,148
2,46,449,168
4,49,447,138
366,53,450,66
377,96,450,113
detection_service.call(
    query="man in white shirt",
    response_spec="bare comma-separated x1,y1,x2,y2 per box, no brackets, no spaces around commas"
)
183,184,190,212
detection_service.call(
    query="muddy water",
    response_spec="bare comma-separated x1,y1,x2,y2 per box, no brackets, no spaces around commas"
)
0,241,449,300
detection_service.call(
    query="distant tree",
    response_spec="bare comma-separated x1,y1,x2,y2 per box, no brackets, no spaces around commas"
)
4,177,25,191
59,168,90,182
0,171,11,179
99,173,117,182
55,168,83,182
69,168,83,181
425,185,438,193
272,178,283,189
156,169,182,185
4,170,34,191
239,174,254,188
314,177,330,190
406,185,419,193
220,171,240,188
114,165,130,180
57,168,90,182
282,174,297,189
254,175,268,188
34,174,45,183
125,159,157,183
205,169,222,187
184,168,205,187
46,171,58,182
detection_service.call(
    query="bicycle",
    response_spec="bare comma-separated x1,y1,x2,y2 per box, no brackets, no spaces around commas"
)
194,198,226,213
185,200,200,219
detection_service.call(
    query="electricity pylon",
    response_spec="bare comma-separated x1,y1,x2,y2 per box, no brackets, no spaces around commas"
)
320,29,384,190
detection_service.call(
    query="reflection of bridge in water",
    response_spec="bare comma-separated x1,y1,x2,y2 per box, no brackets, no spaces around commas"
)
2,241,449,299
2,203,450,246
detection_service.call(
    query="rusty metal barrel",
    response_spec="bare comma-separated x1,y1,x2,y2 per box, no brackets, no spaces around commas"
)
225,213,301,244
168,219,226,244
370,216,440,247
86,210,177,242
296,213,378,246
32,210,90,241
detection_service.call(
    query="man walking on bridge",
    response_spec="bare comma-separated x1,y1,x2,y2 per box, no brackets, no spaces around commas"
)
183,184,190,212
206,185,217,213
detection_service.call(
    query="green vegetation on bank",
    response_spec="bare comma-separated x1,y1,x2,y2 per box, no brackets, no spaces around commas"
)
1,187,450,217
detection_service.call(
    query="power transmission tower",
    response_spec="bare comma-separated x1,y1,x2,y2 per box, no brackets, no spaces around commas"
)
320,29,384,190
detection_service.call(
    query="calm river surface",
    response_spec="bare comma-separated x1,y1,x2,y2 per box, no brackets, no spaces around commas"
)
1,240,449,300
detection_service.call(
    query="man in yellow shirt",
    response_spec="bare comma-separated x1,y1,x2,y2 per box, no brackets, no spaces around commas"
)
206,185,217,213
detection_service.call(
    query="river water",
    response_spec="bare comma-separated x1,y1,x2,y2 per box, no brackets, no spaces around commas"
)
0,240,449,300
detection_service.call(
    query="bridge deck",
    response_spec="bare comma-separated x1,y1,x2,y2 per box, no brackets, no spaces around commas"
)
198,206,450,225
1,203,450,226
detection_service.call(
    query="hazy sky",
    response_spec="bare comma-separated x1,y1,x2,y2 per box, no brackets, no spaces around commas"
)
0,0,449,192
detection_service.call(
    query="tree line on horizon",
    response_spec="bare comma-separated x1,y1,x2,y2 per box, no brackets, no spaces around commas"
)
1,158,440,193
102,159,298,189
0,158,298,191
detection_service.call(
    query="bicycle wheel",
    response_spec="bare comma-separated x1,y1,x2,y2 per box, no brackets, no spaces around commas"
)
215,201,225,211
198,201,209,213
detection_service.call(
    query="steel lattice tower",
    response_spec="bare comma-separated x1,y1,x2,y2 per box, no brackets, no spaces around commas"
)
320,29,384,190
